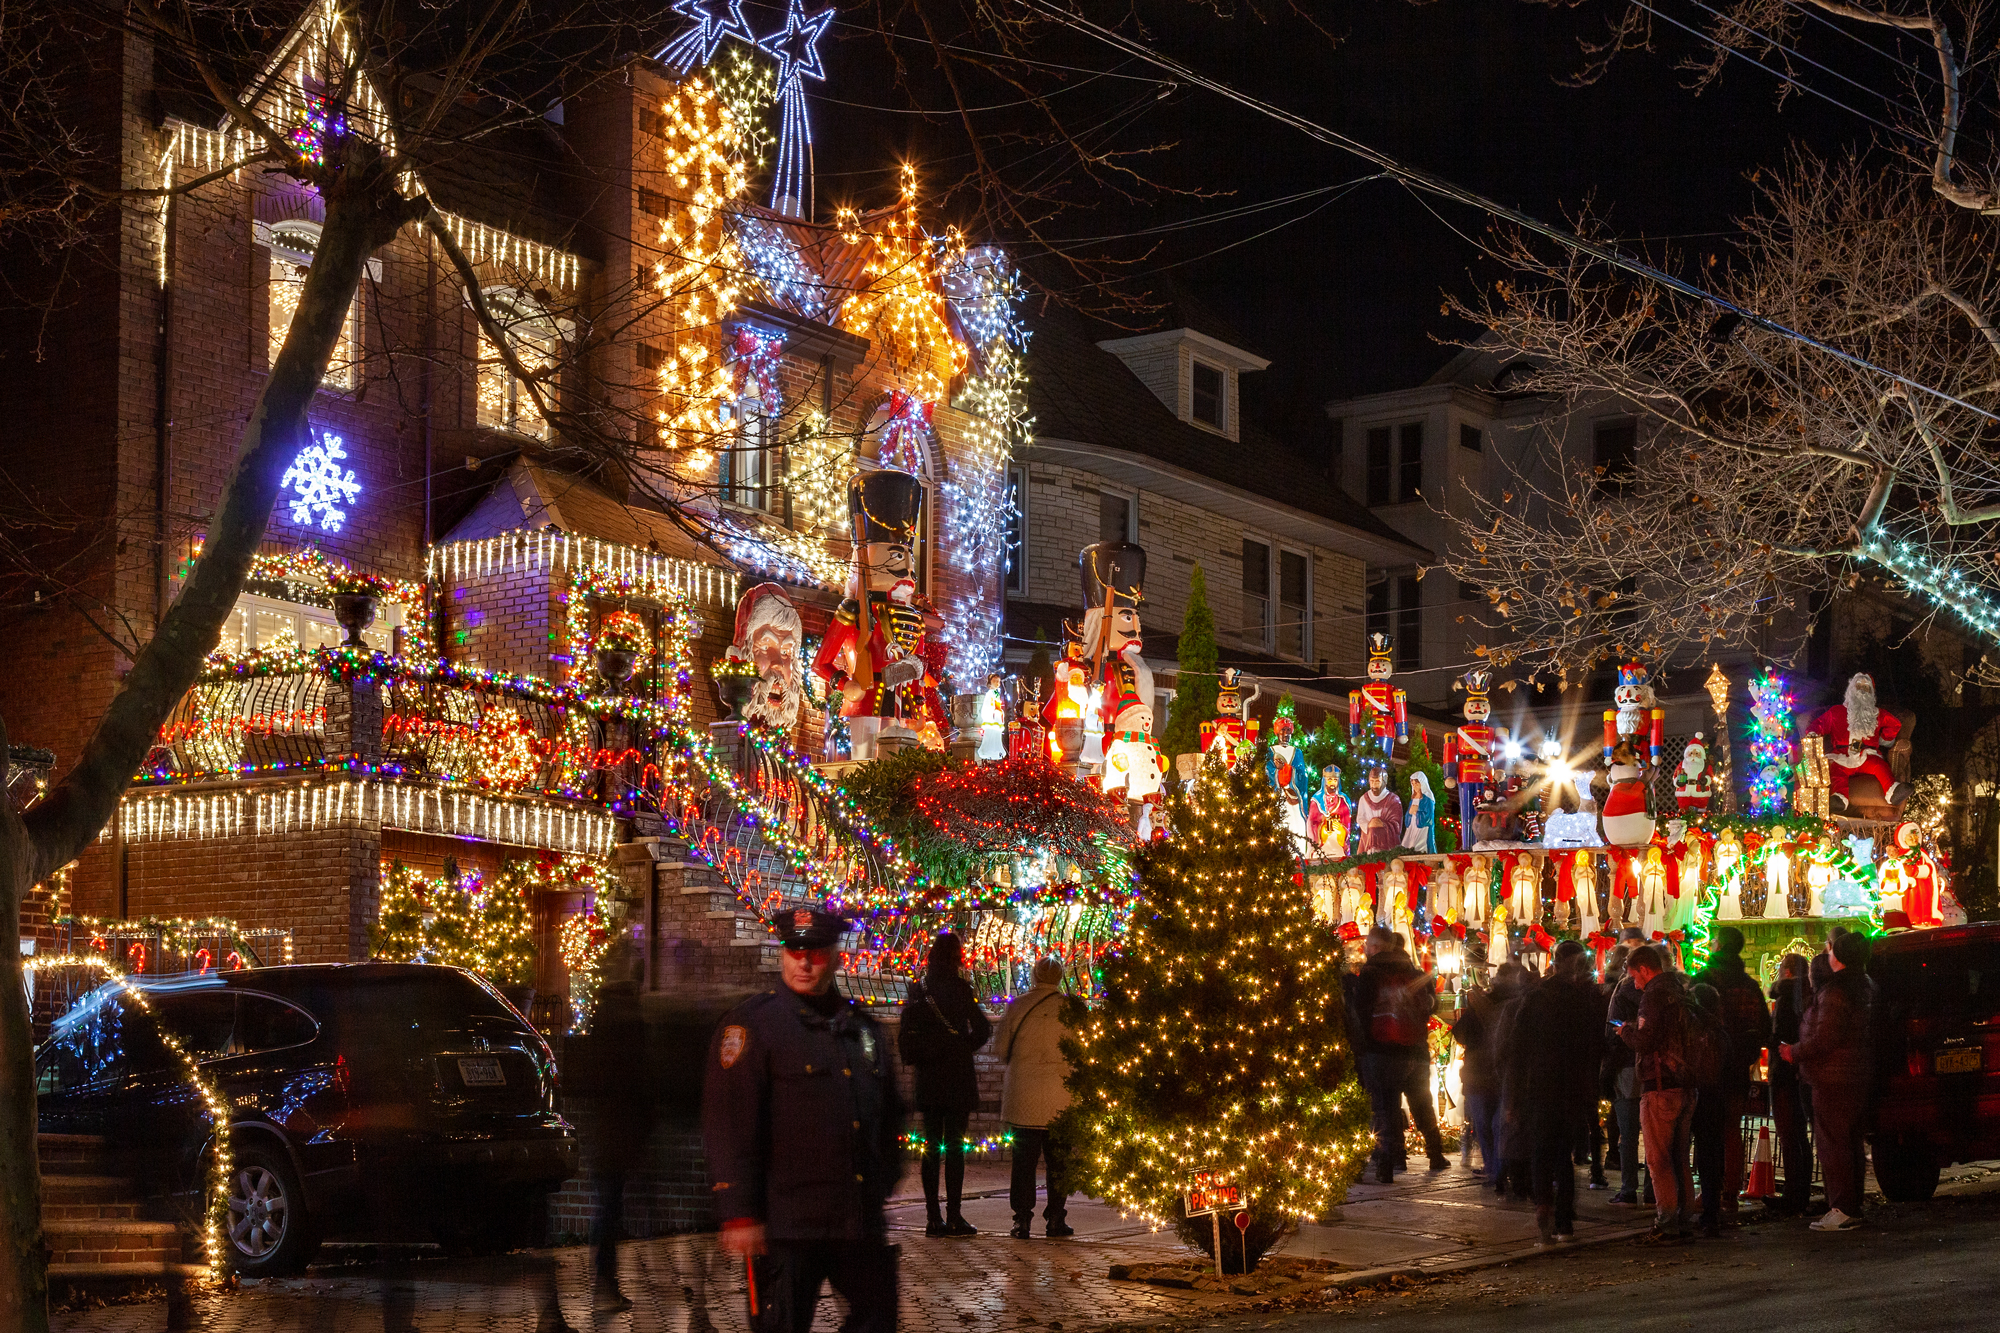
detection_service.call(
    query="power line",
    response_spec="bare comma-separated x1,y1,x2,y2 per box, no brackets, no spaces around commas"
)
1023,0,2000,430
1774,0,1943,87
1673,0,1931,130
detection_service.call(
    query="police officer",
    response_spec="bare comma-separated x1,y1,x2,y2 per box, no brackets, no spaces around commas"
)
703,907,904,1333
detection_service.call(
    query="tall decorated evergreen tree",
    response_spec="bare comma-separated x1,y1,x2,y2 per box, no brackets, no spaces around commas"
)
1159,563,1219,765
1061,756,1372,1271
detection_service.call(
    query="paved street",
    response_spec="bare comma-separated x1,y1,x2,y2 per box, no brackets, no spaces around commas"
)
49,1161,2000,1332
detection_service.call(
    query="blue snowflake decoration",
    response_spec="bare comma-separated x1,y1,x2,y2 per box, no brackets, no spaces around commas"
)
281,431,361,533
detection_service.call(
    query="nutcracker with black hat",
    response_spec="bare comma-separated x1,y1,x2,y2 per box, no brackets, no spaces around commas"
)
1349,632,1409,764
1443,667,1503,849
1078,541,1162,825
809,469,943,759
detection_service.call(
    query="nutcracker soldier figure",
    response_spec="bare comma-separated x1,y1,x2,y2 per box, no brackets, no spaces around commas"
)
1201,667,1260,765
1079,542,1159,815
1602,662,1665,767
809,470,942,759
1349,632,1409,763
1443,667,1501,848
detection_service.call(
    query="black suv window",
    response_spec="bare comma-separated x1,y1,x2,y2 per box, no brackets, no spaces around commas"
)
235,994,319,1053
40,993,160,1092
148,991,238,1062
1875,941,2000,1024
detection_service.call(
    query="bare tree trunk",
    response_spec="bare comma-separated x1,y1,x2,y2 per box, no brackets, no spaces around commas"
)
0,157,421,1332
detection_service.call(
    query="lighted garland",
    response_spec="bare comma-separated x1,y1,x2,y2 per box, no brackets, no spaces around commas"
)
25,955,234,1275
188,543,433,663
560,568,697,717
558,909,612,1030
368,860,538,987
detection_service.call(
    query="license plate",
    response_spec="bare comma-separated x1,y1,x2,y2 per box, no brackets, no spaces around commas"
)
1936,1048,1982,1075
457,1057,507,1087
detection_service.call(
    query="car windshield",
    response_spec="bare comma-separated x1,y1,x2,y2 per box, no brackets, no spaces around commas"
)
1873,940,2000,1026
325,972,526,1052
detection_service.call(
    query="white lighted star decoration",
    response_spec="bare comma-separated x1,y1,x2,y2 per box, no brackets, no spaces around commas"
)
656,0,755,72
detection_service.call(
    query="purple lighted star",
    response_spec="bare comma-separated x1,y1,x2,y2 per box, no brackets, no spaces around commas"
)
755,0,834,94
657,0,755,72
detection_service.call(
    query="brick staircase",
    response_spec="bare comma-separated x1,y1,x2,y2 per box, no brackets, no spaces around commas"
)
39,1133,203,1297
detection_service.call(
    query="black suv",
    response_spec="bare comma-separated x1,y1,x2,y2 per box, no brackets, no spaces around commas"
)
36,962,577,1275
1869,923,2000,1201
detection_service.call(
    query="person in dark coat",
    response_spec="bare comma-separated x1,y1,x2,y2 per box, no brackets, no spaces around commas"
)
1353,927,1449,1184
898,932,992,1236
1768,953,1815,1215
1687,982,1731,1238
1603,948,1645,1206
1451,972,1503,1177
584,938,655,1312
1621,945,1696,1242
1782,931,1875,1231
1692,926,1775,1224
1509,941,1604,1243
1488,962,1534,1199
702,908,904,1333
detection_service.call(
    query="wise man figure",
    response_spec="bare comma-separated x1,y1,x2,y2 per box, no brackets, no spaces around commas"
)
1806,672,1909,811
1349,632,1409,765
1354,763,1405,855
1307,764,1352,858
1266,702,1312,856
810,470,940,759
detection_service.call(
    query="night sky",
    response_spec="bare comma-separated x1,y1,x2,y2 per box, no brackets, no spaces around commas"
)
800,0,1919,439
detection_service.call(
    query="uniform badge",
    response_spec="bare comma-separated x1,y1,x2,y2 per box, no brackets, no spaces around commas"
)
718,1025,748,1069
793,908,814,931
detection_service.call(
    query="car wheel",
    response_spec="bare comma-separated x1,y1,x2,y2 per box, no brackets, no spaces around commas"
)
226,1143,318,1276
1871,1137,1941,1202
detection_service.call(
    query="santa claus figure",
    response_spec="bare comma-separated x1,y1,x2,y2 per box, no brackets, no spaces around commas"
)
1308,764,1352,859
1806,672,1908,812
1354,764,1405,855
1673,735,1713,812
810,470,943,758
724,582,805,733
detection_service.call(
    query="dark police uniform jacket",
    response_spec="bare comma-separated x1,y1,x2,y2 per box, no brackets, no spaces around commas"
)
701,989,905,1241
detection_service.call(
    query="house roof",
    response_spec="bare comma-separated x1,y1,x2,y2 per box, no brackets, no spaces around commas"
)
444,459,717,563
1023,303,1427,560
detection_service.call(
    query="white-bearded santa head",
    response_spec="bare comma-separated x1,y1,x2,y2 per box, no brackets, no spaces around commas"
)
1845,673,1880,743
732,584,804,732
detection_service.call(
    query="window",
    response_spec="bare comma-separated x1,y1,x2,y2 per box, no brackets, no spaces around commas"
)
1366,427,1392,505
217,589,399,657
1278,549,1310,660
1459,423,1483,452
1099,489,1135,543
149,992,239,1063
720,397,775,510
1242,538,1273,650
265,220,359,390
1190,360,1226,430
638,187,669,217
1366,573,1421,671
1594,418,1639,494
477,289,560,441
1005,465,1028,594
235,994,319,1053
1398,422,1423,502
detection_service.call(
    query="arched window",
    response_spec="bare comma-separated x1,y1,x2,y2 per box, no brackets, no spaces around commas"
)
261,219,360,390
476,288,562,441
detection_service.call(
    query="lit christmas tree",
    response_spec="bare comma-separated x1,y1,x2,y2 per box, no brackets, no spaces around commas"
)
473,865,538,986
369,862,427,962
1746,669,1796,816
1060,756,1372,1272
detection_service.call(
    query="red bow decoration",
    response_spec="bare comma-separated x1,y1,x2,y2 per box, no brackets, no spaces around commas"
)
1454,921,1468,940
1527,924,1556,952
1406,863,1434,897
1291,872,1305,886
729,327,785,402
1663,851,1682,900
1360,862,1384,901
1608,849,1638,899
881,389,935,473
1587,931,1616,950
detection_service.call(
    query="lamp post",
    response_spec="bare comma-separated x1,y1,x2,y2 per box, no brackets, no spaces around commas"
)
1704,664,1733,813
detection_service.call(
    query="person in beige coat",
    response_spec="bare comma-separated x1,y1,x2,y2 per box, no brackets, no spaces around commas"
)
993,958,1076,1239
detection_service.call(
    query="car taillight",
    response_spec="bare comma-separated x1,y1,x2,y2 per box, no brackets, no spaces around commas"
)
333,1053,351,1097
1908,1047,1928,1079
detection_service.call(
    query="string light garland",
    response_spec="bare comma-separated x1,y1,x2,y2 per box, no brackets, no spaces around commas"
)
1058,758,1371,1262
25,955,234,1276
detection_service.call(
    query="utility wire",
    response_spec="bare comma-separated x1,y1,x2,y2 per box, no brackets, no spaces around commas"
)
1674,0,1932,128
1023,0,2000,429
1775,0,1943,86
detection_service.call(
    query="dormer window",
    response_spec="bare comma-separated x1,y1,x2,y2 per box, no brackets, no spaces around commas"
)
1190,360,1225,431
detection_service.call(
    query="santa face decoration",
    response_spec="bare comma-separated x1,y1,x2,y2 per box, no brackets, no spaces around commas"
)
728,583,805,731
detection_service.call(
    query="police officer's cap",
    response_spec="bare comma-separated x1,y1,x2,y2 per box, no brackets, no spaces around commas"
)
776,906,849,950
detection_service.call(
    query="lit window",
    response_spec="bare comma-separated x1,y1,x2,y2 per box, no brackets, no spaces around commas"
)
477,289,560,441
720,397,774,510
266,220,358,390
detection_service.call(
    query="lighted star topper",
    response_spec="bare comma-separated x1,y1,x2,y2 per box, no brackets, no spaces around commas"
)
756,0,833,94
280,429,361,533
657,0,755,73
756,0,834,216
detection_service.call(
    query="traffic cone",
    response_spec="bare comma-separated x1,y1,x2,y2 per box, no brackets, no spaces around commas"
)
1745,1125,1777,1200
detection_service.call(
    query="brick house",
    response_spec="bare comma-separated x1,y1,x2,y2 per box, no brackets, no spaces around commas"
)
1007,297,1429,737
1,6,1011,1014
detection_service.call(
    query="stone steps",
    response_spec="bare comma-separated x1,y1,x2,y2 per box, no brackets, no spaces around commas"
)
37,1134,201,1299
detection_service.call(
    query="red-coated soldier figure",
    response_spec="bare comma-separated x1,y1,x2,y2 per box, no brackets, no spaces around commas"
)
1443,667,1504,846
1349,632,1409,763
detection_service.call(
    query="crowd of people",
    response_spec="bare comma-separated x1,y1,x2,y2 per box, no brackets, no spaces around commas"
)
1346,921,1878,1244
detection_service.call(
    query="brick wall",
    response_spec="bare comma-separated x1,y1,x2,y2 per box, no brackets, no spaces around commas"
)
121,821,379,963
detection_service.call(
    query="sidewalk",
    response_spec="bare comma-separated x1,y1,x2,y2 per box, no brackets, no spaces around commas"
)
52,1160,1652,1333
